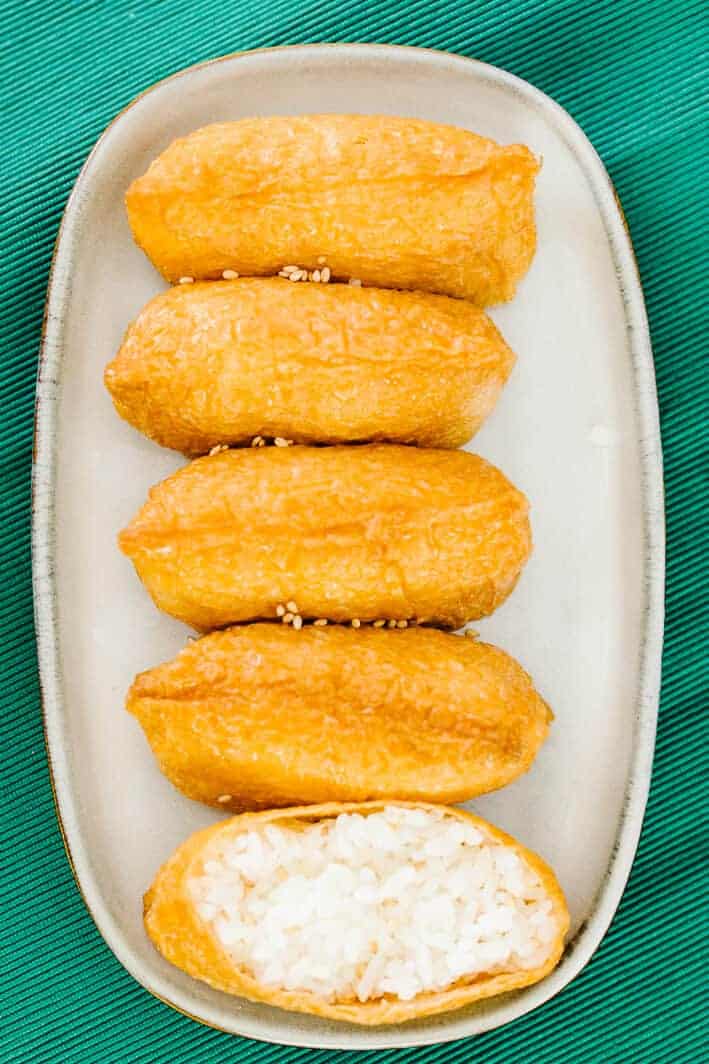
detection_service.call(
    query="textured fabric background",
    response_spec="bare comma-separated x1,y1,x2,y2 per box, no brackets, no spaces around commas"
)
3,1,707,1061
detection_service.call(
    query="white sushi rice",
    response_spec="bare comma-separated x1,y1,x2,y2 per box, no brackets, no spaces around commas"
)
190,806,558,1003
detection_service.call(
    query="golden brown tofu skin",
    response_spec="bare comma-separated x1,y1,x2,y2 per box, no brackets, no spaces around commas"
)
118,445,532,629
126,115,539,304
104,279,515,454
127,624,551,810
144,802,569,1025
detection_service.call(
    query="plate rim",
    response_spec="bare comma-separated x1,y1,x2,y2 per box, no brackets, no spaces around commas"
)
31,42,665,1049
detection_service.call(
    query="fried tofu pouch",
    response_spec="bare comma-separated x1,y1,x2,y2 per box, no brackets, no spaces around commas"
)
118,445,532,629
127,624,551,810
104,279,515,454
126,115,539,304
144,801,569,1024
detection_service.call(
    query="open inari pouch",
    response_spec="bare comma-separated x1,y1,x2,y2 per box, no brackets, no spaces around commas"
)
145,801,569,1025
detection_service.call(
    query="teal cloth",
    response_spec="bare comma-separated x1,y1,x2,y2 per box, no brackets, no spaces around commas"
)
3,2,707,1061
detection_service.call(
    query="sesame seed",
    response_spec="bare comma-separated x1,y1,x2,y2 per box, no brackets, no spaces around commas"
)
276,604,286,617
397,620,408,629
373,619,386,628
274,437,291,447
283,612,294,624
286,601,298,613
351,618,361,628
292,615,303,630
295,269,308,281
251,436,264,447
321,267,331,283
313,618,328,626
222,269,239,280
217,794,232,803
312,269,321,283
388,619,398,628
178,276,194,284
348,277,362,287
282,265,299,274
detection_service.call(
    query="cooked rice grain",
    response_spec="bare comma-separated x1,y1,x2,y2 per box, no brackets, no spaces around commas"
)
190,806,558,1003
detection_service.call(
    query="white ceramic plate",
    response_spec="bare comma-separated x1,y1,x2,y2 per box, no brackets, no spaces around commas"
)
33,44,664,1048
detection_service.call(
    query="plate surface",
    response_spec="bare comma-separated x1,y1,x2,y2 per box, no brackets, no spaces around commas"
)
33,44,664,1048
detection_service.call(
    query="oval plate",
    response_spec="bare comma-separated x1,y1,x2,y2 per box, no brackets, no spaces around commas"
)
33,44,664,1048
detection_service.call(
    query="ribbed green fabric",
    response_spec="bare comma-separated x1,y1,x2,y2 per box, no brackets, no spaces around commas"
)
2,1,707,1060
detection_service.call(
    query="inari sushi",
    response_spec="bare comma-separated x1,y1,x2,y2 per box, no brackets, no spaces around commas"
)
126,115,539,304
118,445,532,629
105,279,515,454
144,801,568,1024
127,624,552,810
